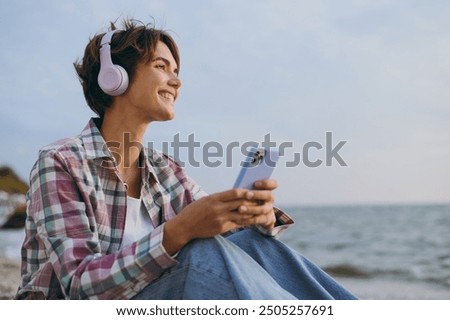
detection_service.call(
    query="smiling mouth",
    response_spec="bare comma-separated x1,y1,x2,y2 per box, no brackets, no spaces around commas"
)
158,91,175,103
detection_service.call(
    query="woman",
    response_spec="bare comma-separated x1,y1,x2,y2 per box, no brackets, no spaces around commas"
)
16,19,357,300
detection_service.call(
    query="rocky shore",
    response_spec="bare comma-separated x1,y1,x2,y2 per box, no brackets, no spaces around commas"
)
0,258,20,300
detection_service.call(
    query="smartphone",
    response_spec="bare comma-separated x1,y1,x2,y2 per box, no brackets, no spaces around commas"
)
233,147,279,190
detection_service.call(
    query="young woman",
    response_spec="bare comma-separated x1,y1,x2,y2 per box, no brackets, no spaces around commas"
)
16,19,357,300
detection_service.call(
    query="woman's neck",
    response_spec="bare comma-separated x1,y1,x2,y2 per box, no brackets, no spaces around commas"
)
100,107,150,197
100,108,149,167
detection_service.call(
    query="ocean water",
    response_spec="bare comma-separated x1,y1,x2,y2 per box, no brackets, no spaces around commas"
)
0,228,24,260
1,203,449,299
281,203,450,299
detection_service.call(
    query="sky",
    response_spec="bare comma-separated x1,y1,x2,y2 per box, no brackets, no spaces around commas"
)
0,0,449,206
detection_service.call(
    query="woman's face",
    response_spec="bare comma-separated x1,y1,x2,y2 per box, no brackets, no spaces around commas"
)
124,41,181,122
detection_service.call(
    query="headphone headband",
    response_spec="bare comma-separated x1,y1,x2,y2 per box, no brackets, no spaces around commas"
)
100,30,116,47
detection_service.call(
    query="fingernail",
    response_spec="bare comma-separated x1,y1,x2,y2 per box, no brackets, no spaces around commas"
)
246,191,254,199
240,206,247,212
254,181,262,188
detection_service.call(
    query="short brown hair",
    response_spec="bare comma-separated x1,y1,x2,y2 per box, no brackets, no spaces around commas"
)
74,19,180,118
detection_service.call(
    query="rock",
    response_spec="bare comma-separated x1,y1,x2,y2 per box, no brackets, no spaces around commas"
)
0,166,28,194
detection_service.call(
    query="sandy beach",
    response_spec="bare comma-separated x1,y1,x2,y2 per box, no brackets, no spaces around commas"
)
0,258,20,300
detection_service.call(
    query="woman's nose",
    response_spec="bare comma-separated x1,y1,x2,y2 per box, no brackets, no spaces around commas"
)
168,75,181,90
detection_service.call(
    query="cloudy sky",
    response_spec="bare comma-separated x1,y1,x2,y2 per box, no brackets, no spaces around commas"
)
1,0,449,206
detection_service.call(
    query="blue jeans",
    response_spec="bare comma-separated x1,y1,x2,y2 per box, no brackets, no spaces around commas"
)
132,229,357,300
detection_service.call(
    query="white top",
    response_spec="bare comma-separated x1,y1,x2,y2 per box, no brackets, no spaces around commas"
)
121,196,154,247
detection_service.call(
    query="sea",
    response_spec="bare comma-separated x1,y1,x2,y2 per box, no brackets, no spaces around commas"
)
1,203,449,299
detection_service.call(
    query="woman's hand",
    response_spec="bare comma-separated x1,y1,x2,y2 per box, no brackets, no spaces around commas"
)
249,179,278,230
163,179,278,255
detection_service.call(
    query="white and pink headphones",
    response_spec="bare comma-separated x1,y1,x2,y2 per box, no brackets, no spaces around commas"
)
98,30,129,96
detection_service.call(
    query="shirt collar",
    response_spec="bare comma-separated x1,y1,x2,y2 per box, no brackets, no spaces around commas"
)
140,146,161,185
80,118,112,160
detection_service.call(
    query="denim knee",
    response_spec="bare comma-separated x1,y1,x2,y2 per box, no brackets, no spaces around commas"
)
176,236,231,280
226,228,279,252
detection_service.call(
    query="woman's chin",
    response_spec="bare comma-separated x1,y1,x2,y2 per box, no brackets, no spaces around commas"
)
165,110,176,121
157,111,176,122
162,104,176,120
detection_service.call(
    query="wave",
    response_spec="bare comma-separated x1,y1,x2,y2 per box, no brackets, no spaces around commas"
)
323,264,371,278
324,264,422,279
324,263,450,289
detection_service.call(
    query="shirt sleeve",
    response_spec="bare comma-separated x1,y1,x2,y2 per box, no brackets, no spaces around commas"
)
27,149,177,299
252,207,295,237
184,175,208,201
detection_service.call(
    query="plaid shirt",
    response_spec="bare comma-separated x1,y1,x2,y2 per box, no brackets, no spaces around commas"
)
17,118,293,300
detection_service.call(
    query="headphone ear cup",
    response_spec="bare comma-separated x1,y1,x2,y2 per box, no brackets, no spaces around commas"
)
98,64,129,96
113,65,129,96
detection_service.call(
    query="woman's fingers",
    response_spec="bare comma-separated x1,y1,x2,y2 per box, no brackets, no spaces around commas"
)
213,181,277,204
228,209,275,227
239,201,273,216
213,188,248,201
221,199,256,212
244,190,274,203
220,189,275,214
253,179,278,190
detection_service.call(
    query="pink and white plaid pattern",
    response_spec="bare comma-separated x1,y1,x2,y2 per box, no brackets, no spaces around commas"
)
17,118,293,299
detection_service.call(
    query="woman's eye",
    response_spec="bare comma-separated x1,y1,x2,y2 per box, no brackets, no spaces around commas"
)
156,64,165,70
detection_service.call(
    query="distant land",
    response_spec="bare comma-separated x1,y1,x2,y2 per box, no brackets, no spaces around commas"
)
0,166,28,194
